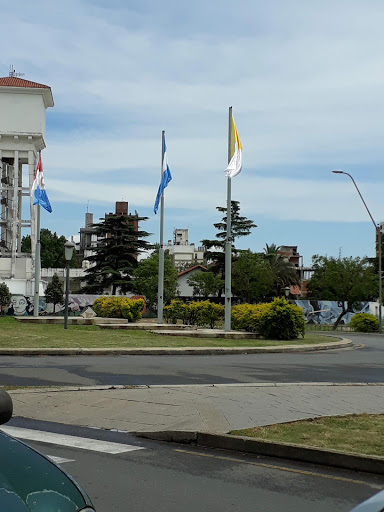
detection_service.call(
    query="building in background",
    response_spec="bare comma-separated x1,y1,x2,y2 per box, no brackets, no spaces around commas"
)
278,245,313,297
0,70,54,295
166,229,205,270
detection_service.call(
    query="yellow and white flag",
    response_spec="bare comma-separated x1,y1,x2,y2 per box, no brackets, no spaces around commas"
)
225,115,242,178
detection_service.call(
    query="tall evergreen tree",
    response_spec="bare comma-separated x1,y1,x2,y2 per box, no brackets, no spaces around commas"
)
83,214,151,294
45,273,64,313
201,200,257,275
0,282,11,316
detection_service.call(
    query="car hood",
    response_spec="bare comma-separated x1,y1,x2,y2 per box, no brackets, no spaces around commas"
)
0,429,91,511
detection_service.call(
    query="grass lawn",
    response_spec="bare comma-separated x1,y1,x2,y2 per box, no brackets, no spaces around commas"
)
0,317,338,348
231,414,384,457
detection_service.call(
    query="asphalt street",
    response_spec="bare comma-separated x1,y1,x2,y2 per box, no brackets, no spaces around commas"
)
6,417,384,512
0,334,383,387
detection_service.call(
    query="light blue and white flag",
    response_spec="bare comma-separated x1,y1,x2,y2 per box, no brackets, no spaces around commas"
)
154,139,172,214
31,154,52,213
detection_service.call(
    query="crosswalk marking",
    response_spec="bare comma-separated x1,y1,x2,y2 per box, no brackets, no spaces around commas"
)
1,426,144,455
47,455,75,464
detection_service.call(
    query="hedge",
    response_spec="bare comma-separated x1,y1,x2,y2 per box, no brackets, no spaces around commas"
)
164,300,224,328
93,296,145,322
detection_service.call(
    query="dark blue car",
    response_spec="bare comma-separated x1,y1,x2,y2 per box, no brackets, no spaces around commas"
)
0,389,95,511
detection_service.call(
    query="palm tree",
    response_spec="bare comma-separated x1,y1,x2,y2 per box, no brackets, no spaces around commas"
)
263,244,299,296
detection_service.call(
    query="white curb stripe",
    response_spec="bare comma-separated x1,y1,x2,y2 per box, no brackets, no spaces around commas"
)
47,455,75,464
1,426,144,454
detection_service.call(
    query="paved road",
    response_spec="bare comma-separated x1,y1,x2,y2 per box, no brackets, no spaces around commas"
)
5,417,384,512
0,334,383,387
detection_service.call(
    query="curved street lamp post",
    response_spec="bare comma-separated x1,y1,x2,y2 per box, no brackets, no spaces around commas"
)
332,170,382,333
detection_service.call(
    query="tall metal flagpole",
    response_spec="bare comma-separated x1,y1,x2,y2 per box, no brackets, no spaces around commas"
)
224,107,233,332
157,130,165,324
33,203,41,317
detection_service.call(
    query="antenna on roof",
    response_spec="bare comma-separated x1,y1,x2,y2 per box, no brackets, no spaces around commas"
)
9,65,25,78
86,200,89,213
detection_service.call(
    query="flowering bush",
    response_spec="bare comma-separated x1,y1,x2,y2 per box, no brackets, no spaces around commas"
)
93,296,145,322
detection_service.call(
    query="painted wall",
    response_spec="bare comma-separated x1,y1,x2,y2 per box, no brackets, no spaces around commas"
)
292,300,382,325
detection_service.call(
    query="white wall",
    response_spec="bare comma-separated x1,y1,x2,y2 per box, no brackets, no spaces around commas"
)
0,92,46,136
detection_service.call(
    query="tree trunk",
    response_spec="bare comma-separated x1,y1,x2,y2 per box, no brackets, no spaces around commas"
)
333,303,349,330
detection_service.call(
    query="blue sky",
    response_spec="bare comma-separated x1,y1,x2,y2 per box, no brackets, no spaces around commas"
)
3,0,384,264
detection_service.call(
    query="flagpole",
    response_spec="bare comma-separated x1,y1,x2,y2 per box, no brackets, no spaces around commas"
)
157,130,165,324
33,203,41,317
224,106,233,332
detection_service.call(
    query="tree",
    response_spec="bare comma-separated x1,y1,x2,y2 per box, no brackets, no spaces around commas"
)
21,229,77,268
83,214,151,295
44,273,64,313
132,250,178,312
0,282,11,315
263,244,299,296
232,251,275,303
306,255,377,329
187,271,224,298
201,200,257,289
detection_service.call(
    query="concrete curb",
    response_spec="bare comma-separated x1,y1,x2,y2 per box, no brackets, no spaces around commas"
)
0,338,352,356
7,381,384,394
134,430,384,475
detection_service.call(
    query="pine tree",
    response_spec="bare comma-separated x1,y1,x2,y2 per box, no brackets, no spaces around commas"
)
83,214,151,294
0,282,11,316
45,273,64,313
201,200,257,275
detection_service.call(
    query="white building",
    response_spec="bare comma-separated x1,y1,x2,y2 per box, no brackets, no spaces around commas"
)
166,229,205,270
0,70,54,295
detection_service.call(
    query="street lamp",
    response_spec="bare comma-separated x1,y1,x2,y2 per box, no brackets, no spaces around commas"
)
284,285,290,300
64,241,75,330
332,170,382,333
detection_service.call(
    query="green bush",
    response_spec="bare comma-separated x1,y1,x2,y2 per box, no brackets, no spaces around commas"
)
258,298,305,340
164,300,224,328
164,300,188,324
231,303,271,333
232,298,305,340
93,296,145,322
350,313,379,333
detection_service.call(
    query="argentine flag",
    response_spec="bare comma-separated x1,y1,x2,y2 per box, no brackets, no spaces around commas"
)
31,154,52,213
154,138,172,214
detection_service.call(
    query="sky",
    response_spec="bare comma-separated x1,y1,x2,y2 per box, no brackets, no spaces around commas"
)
2,0,384,264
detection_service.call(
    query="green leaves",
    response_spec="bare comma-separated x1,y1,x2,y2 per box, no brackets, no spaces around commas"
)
83,214,151,294
132,250,178,312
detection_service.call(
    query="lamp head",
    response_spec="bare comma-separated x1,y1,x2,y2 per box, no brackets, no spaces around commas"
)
64,241,75,262
332,169,344,174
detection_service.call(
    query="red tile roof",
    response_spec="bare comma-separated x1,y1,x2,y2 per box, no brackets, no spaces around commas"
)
0,77,50,89
178,265,207,277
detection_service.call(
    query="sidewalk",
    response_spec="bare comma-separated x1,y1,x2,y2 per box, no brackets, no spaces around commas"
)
9,382,384,433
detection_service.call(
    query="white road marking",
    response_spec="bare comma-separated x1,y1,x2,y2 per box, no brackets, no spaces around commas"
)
1,426,145,455
47,455,75,464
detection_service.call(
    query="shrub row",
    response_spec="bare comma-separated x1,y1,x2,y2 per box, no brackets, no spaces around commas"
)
232,298,305,340
164,300,224,328
93,296,145,322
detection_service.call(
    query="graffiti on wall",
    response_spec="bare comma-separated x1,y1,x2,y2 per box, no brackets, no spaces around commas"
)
5,295,98,316
292,300,381,325
4,296,382,323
